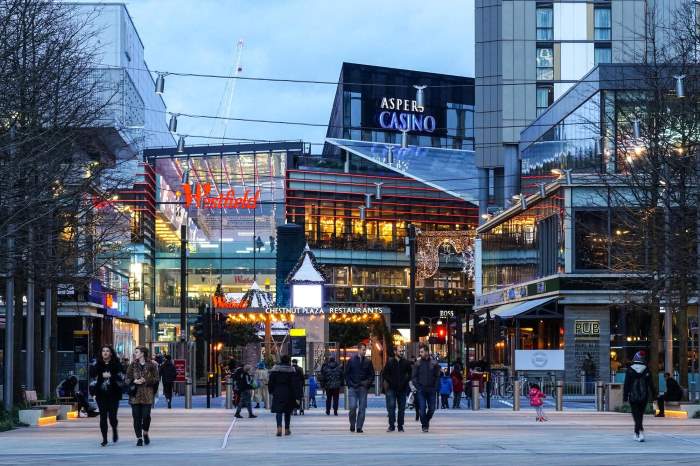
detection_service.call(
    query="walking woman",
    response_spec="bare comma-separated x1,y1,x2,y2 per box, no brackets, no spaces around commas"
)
268,355,303,437
126,346,159,446
91,346,125,446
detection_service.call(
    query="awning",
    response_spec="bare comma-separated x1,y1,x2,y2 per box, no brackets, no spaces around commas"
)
489,296,558,319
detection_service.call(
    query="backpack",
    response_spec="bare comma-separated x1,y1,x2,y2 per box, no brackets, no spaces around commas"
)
628,374,648,404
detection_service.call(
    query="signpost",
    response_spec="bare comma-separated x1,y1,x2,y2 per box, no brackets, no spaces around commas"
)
174,359,186,383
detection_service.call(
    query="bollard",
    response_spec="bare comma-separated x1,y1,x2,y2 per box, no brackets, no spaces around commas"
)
471,379,480,411
225,378,233,409
555,380,563,411
343,386,349,410
374,371,381,396
595,381,604,411
513,379,521,411
185,378,193,409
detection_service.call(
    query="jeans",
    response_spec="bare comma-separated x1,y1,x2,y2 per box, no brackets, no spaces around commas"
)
452,391,461,408
236,390,254,416
96,397,119,441
385,389,407,428
630,402,646,434
131,403,152,438
276,411,291,429
348,386,368,430
309,394,317,408
163,382,173,404
440,393,450,409
416,390,436,429
326,388,340,414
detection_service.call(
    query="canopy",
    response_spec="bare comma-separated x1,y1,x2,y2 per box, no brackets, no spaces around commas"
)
489,296,558,319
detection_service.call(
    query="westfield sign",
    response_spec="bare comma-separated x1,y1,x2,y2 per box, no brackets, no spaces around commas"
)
179,182,260,209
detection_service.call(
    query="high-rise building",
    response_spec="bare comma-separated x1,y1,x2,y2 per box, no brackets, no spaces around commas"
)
475,0,684,213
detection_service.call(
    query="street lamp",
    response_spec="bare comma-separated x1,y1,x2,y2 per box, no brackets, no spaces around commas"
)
155,72,166,94
176,135,186,154
401,129,409,148
674,75,686,98
365,193,373,209
374,182,384,200
168,113,179,133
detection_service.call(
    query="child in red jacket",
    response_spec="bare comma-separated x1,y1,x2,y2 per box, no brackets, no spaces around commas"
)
528,383,547,421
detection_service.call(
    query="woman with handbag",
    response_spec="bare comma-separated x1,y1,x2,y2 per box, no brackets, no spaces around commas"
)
91,346,125,446
126,346,159,446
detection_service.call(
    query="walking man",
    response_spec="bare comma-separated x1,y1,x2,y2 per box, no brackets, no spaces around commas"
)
412,344,441,433
159,355,177,409
321,356,344,415
381,347,412,432
345,343,374,433
623,351,655,442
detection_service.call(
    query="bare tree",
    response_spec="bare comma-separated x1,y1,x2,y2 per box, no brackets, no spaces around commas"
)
1,0,138,404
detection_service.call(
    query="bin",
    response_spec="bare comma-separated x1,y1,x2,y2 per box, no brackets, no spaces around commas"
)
605,383,624,412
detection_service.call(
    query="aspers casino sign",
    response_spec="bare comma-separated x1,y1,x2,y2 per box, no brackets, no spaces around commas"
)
178,182,260,210
377,97,437,133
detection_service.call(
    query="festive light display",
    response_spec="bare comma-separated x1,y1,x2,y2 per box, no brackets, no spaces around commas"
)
416,230,475,280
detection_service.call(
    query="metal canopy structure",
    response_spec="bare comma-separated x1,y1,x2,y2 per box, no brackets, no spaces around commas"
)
489,296,560,320
326,138,479,205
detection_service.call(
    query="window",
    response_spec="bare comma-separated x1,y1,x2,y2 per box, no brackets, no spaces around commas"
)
594,7,611,41
343,91,362,128
594,44,612,65
536,86,554,117
536,6,553,41
536,47,554,80
574,210,609,270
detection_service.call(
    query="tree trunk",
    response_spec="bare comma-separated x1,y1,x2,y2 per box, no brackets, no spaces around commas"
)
649,303,661,393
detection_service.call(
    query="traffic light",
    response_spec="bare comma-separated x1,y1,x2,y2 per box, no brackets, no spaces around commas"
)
434,325,447,344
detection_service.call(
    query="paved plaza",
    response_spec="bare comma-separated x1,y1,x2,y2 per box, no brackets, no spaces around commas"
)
1,404,699,466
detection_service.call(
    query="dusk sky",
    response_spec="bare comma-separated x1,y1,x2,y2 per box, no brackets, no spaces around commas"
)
122,0,475,149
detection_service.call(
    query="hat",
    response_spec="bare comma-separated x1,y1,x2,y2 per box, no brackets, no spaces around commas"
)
632,351,646,363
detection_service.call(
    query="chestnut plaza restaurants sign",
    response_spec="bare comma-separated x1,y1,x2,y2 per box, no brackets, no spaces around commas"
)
263,306,386,315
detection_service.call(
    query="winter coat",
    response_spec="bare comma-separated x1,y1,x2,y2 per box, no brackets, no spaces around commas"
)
321,361,344,390
623,363,656,404
450,369,464,393
160,361,177,384
126,361,159,405
664,377,683,401
90,358,124,402
440,375,453,395
528,387,545,407
345,355,374,389
411,357,441,393
382,357,413,393
268,363,303,413
237,371,254,391
308,376,318,396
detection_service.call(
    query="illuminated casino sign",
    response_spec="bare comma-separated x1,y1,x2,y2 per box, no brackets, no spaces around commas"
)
377,97,437,133
178,182,260,210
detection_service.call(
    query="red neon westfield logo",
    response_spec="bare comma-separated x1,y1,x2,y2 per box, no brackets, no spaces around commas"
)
212,295,247,309
179,182,260,209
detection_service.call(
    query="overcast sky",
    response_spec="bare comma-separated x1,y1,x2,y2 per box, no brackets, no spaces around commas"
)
123,0,475,148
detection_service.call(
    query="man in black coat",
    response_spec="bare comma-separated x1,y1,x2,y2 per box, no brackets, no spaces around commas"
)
412,344,441,432
159,355,177,409
321,357,344,416
344,343,374,433
623,351,656,442
382,347,412,432
656,372,683,417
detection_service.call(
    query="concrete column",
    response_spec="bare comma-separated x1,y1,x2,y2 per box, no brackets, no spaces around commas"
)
478,168,489,222
503,145,520,204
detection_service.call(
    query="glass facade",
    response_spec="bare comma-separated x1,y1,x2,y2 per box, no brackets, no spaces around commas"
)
521,91,604,184
594,7,612,41
480,194,564,293
326,63,475,152
145,143,303,336
536,47,554,81
536,6,554,41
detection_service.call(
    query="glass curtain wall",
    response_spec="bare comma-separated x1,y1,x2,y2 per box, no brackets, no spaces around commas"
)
152,149,286,340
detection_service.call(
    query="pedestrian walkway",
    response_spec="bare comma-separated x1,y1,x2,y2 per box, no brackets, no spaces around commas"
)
1,405,699,465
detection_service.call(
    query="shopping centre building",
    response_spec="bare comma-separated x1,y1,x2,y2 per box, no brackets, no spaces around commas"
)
473,64,700,384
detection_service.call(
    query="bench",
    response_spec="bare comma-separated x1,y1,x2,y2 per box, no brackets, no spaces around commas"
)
22,389,46,407
655,400,700,419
